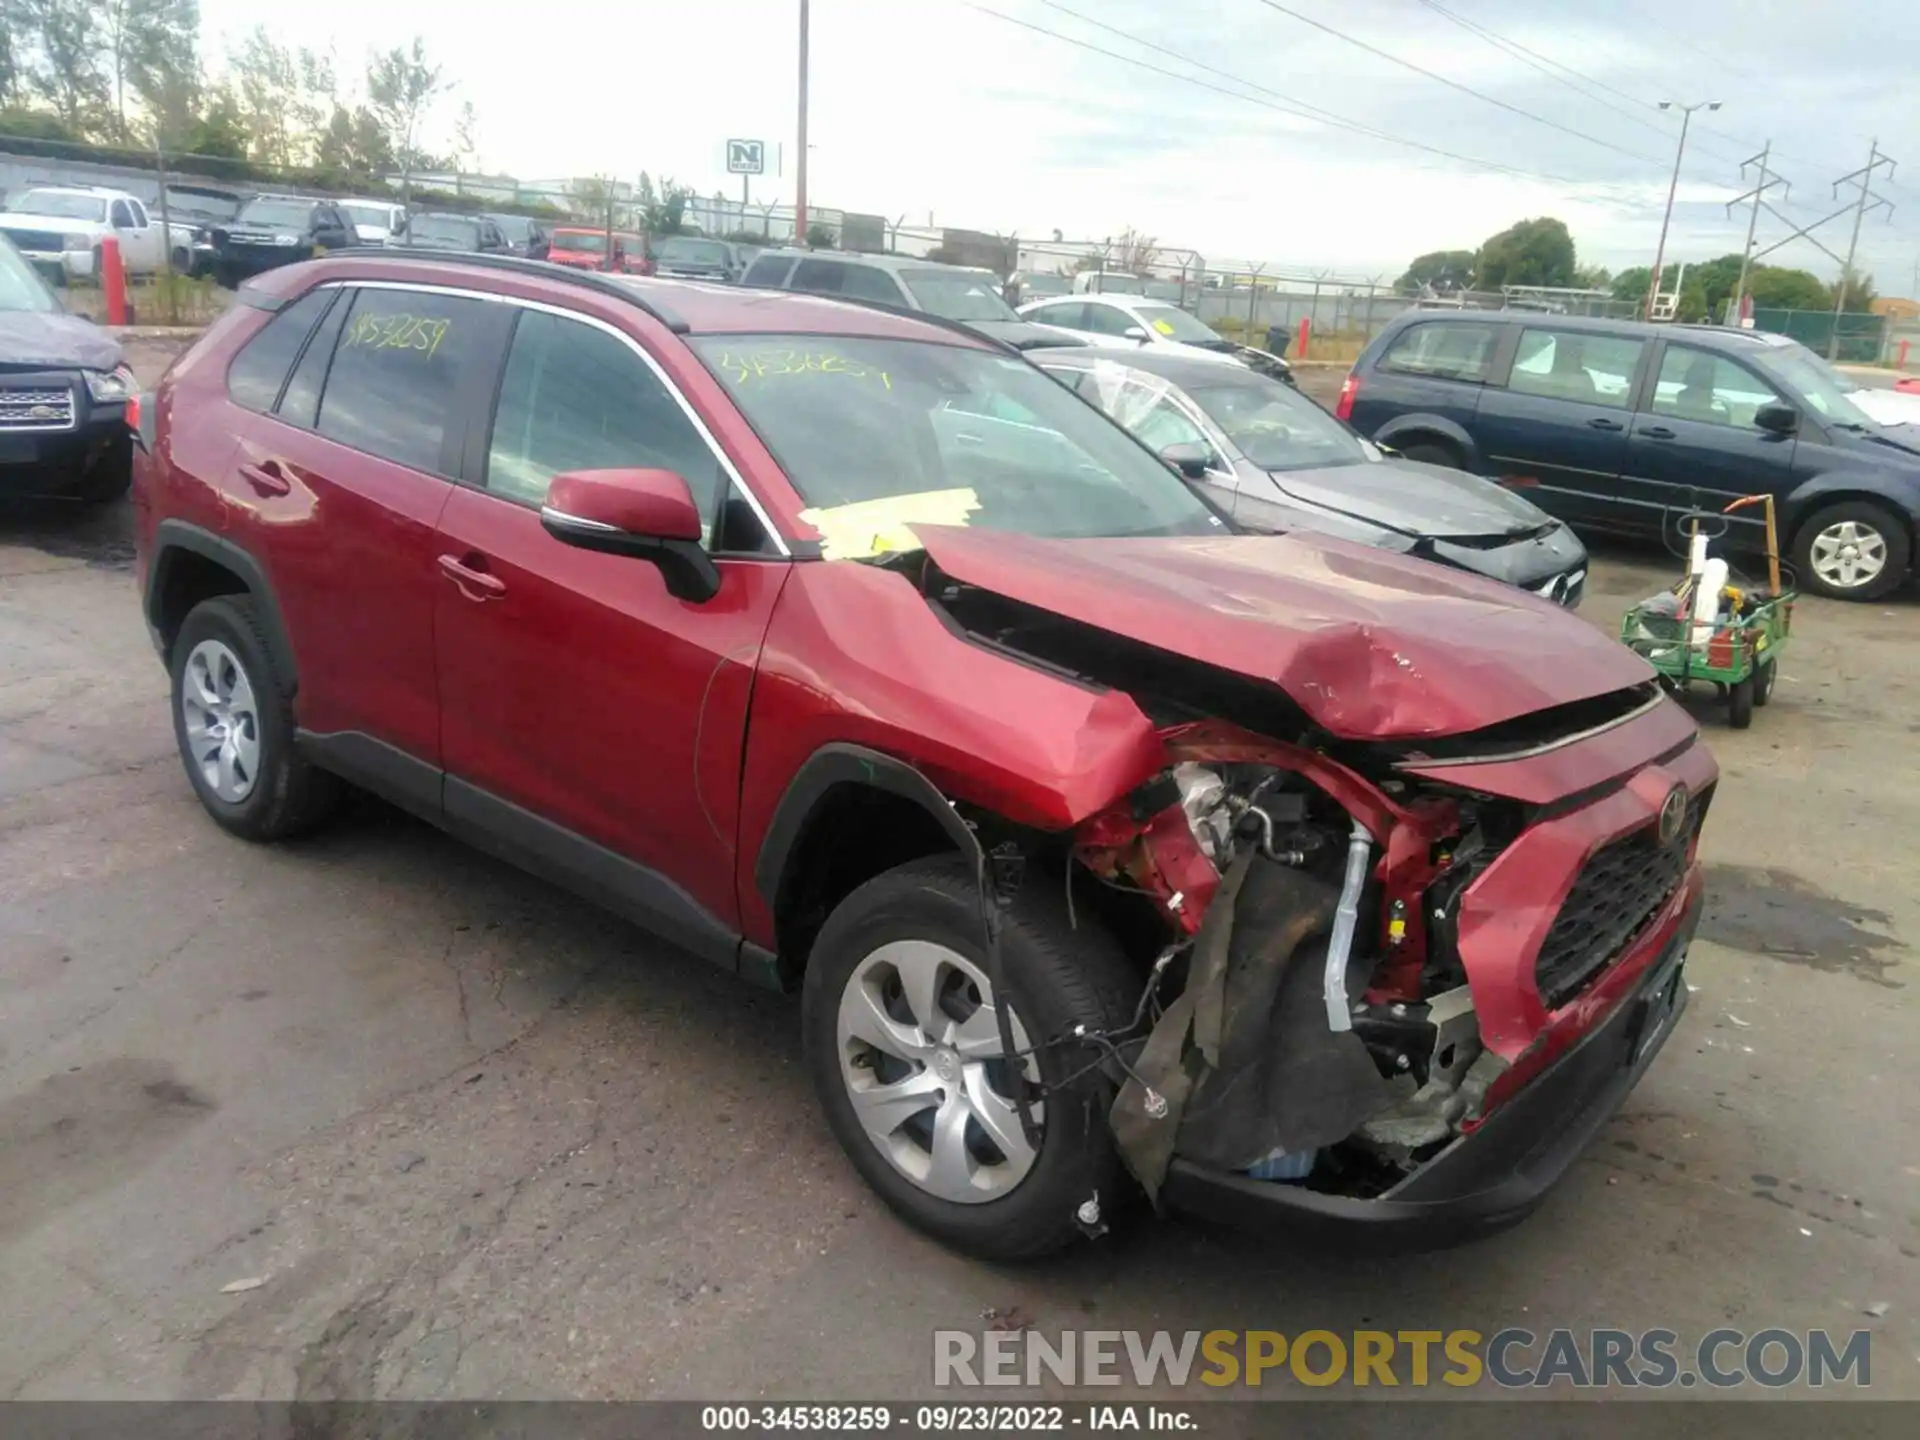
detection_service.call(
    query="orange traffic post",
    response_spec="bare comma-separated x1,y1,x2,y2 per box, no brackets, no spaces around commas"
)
1297,316,1311,361
1899,338,1911,370
100,235,129,326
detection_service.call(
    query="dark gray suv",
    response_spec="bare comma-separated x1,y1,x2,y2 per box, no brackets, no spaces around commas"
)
1340,311,1920,600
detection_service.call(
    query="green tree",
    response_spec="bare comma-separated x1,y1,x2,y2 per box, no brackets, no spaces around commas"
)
226,26,296,166
22,0,109,134
1573,262,1612,290
180,85,245,159
633,171,692,236
1610,266,1652,304
1396,248,1477,294
1475,216,1576,289
1747,266,1828,310
367,36,446,201
452,98,477,171
806,222,837,249
1833,272,1878,313
0,0,26,108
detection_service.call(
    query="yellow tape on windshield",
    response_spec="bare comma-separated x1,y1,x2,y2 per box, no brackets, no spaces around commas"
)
799,489,980,560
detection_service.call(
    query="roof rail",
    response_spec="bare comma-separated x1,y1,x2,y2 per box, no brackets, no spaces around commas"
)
767,290,1020,355
319,247,690,333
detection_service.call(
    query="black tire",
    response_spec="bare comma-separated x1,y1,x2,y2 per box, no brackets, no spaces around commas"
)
1728,674,1755,730
1791,499,1910,601
802,855,1139,1261
76,433,132,504
169,595,339,841
1753,657,1776,707
1395,439,1463,469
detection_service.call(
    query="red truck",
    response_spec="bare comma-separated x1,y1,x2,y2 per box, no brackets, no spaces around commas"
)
545,226,652,275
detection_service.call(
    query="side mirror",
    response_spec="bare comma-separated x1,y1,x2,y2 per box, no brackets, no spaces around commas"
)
1754,402,1799,436
540,468,721,602
1122,325,1150,344
1159,440,1213,480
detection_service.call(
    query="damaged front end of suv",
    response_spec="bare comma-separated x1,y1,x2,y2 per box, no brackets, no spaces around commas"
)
821,524,1715,1248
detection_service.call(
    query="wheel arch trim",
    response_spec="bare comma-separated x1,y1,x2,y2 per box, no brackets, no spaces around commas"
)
146,519,298,692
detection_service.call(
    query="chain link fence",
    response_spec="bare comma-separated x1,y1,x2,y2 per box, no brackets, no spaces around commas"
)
1748,308,1887,364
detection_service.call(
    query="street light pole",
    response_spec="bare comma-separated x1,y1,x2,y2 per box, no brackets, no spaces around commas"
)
795,0,810,247
1647,100,1720,321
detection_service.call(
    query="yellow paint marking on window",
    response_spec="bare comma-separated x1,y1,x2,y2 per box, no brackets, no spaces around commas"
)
344,312,452,358
797,488,980,560
1151,317,1177,336
714,350,892,390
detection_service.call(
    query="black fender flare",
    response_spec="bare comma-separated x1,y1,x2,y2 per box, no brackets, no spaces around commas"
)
753,743,982,913
1374,413,1483,471
146,519,299,692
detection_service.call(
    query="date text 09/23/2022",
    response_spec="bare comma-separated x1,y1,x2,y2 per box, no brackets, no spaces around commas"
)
700,1405,1196,1432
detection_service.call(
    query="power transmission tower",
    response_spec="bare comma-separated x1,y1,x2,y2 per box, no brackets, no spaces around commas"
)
1726,143,1789,324
1828,140,1896,358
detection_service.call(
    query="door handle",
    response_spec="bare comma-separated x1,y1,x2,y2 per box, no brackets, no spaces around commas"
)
1587,417,1624,431
237,459,290,497
437,553,506,601
1642,426,1677,441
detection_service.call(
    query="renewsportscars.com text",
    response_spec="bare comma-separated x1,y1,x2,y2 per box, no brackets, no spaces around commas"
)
933,1327,1872,1390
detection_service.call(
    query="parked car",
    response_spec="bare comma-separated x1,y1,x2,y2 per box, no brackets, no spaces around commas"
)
741,248,1082,351
150,183,249,278
392,212,509,255
1073,270,1148,295
0,184,197,283
1341,312,1920,600
547,227,650,273
340,199,408,246
1005,270,1071,306
134,250,1713,1262
0,232,135,503
1036,346,1587,605
486,214,550,260
1019,292,1294,384
211,196,359,285
650,234,743,282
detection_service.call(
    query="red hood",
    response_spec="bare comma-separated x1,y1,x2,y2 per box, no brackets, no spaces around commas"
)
915,526,1654,741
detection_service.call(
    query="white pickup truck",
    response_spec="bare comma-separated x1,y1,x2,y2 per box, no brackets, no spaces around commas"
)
0,184,199,283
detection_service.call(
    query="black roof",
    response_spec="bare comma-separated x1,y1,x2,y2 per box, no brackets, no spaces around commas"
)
1380,308,1791,351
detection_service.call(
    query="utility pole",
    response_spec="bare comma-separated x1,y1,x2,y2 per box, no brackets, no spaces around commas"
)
1647,100,1720,322
1828,140,1897,359
1726,143,1787,326
795,0,810,247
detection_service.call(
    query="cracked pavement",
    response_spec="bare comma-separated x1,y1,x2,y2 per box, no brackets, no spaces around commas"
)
0,349,1915,1404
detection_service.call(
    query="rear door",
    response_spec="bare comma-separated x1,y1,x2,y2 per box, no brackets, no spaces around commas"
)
431,302,790,943
1623,342,1797,545
228,281,510,785
1470,327,1650,533
1349,318,1502,455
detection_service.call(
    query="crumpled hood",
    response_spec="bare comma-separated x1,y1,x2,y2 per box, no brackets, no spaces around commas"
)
1265,458,1555,541
914,525,1652,740
0,309,124,371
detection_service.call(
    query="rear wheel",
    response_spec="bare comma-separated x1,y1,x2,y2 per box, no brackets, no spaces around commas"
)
1753,657,1777,707
802,855,1138,1261
1728,674,1755,729
1793,500,1909,601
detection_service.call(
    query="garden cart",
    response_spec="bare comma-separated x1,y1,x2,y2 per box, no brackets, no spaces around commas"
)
1618,494,1796,730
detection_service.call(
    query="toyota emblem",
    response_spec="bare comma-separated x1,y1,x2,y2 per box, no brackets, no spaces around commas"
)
1657,785,1690,848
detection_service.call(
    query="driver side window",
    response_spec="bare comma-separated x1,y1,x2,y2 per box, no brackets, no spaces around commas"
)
485,310,726,533
1079,304,1138,338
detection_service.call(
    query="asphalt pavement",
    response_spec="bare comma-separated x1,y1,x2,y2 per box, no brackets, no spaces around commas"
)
0,349,1914,1405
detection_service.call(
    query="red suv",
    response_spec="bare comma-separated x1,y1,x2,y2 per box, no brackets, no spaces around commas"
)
133,253,1714,1260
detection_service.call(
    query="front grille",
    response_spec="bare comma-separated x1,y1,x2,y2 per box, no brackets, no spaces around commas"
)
3,229,67,254
0,386,77,431
1534,791,1709,1006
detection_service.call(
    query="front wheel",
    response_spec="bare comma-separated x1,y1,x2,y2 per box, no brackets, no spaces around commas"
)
1728,674,1755,729
1753,657,1777,707
1395,440,1463,469
802,856,1139,1261
1793,500,1909,601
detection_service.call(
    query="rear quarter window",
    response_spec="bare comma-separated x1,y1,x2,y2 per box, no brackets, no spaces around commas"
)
225,289,335,413
744,254,794,287
1379,321,1501,383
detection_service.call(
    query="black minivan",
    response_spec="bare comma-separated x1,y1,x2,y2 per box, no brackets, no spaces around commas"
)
1339,311,1920,600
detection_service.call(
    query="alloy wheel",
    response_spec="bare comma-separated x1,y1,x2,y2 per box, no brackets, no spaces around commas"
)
180,638,262,803
1808,519,1889,590
835,939,1042,1204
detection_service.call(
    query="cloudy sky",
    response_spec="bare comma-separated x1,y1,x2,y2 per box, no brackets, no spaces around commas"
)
201,0,1919,290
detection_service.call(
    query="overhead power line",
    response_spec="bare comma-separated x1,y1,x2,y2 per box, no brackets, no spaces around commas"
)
1249,0,1670,167
964,2,1596,188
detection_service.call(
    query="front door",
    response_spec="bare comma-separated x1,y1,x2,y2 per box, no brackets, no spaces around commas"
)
1624,342,1797,550
1471,326,1649,533
432,304,790,950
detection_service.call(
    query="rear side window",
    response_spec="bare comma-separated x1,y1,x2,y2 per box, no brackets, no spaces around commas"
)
1029,301,1087,330
226,288,334,413
1380,322,1500,383
1508,329,1644,409
276,291,350,427
837,264,907,304
744,254,793,286
314,288,489,474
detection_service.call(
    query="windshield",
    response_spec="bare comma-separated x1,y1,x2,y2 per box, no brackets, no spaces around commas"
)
900,269,1019,322
342,203,396,230
406,215,479,246
490,215,534,241
1134,303,1223,345
1187,375,1370,471
553,230,608,254
0,234,60,313
236,199,314,229
10,191,107,223
693,335,1223,555
165,190,241,221
656,236,730,265
1754,341,1878,429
